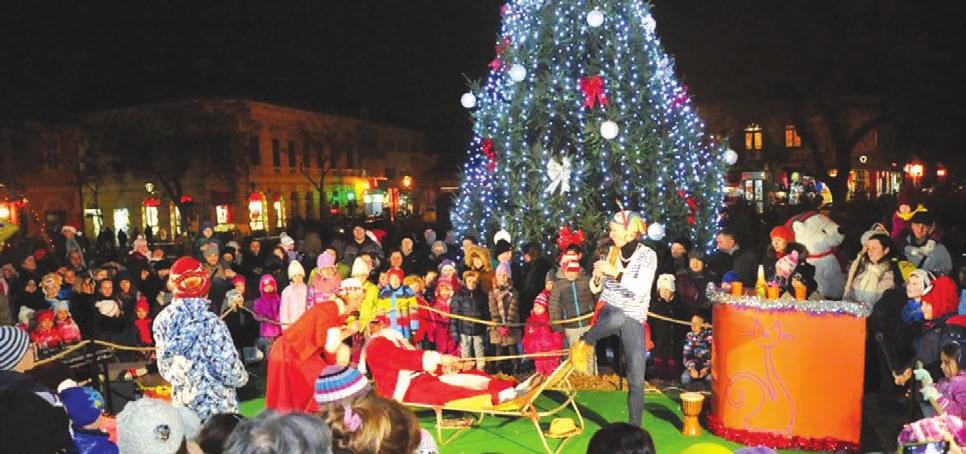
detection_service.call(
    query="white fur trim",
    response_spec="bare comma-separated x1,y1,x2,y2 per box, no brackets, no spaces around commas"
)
324,327,342,353
422,351,441,373
393,371,418,402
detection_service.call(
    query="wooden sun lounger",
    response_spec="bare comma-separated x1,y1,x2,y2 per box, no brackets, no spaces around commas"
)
404,359,585,454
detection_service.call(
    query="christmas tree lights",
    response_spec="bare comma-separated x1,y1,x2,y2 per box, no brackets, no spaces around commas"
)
452,0,729,252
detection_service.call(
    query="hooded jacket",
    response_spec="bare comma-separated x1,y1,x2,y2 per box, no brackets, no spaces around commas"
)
253,275,283,339
153,296,249,420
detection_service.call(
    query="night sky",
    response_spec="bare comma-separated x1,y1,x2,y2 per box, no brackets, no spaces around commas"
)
2,0,964,165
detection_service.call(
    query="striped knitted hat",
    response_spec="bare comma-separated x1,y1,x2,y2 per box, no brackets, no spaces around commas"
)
0,326,31,371
314,365,370,406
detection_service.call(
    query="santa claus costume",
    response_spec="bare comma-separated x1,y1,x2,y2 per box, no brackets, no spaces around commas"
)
265,279,357,413
362,323,518,406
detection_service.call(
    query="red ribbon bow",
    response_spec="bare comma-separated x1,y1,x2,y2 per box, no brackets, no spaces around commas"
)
556,226,586,253
481,138,496,172
580,75,609,109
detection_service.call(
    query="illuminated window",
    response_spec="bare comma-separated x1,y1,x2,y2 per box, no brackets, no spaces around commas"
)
744,124,763,151
143,198,160,235
248,193,266,231
113,208,130,235
169,202,182,235
273,196,286,228
84,209,103,235
216,205,231,225
785,125,802,148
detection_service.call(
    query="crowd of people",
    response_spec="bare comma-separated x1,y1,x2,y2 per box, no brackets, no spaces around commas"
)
0,186,963,452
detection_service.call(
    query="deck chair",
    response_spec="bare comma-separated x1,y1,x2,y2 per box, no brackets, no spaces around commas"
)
406,359,585,454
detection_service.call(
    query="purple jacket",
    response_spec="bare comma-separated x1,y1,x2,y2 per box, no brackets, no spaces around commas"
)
253,275,283,338
936,371,966,418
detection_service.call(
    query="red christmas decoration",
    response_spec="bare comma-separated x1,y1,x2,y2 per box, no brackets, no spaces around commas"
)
672,84,689,108
490,37,511,71
677,190,698,225
579,75,609,109
556,226,586,254
481,138,497,172
706,414,859,453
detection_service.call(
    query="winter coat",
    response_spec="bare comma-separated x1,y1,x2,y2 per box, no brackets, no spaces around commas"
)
342,237,384,269
844,255,897,309
548,270,596,332
904,235,954,276
253,275,283,339
488,284,521,346
675,270,710,317
279,282,308,329
522,305,564,375
683,327,712,371
134,317,153,346
56,318,83,344
450,287,489,337
649,294,685,361
153,296,249,420
376,285,417,337
762,242,808,282
31,327,62,351
891,205,928,244
936,371,966,418
71,428,119,454
517,256,553,320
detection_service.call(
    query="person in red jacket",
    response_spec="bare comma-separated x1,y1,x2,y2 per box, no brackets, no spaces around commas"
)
265,278,364,413
362,316,535,406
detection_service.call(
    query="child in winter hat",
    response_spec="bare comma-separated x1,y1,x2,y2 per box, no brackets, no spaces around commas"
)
0,325,32,371
60,386,119,453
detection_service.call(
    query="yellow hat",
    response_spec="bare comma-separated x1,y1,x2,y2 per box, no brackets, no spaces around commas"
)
547,418,579,438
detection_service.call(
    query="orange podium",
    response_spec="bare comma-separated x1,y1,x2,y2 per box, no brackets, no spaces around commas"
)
708,289,867,452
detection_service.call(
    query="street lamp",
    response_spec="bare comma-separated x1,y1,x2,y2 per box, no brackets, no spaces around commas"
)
402,175,412,189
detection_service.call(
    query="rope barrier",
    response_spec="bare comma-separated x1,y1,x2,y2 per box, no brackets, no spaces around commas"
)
415,303,594,328
34,340,92,367
475,350,568,362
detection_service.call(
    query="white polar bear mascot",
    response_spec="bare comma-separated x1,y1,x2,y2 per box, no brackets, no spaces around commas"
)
786,211,846,299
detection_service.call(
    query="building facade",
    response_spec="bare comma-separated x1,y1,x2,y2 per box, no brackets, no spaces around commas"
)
0,99,443,240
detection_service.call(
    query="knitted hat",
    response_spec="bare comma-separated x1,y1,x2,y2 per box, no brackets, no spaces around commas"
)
53,300,70,313
687,249,706,261
351,257,370,277
493,240,512,257
279,233,295,249
18,306,35,325
722,271,739,284
769,226,795,244
387,268,405,283
317,251,336,269
438,259,456,273
232,274,246,287
201,243,219,258
287,260,306,279
909,269,934,295
314,365,370,406
496,261,512,277
0,326,30,371
170,257,211,298
59,386,105,428
911,211,935,225
436,276,456,290
36,309,55,324
117,398,188,454
339,278,363,293
135,297,150,314
656,274,676,292
775,250,799,280
671,237,693,251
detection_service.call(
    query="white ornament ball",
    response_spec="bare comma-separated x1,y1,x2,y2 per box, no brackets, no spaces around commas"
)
723,148,738,165
508,64,527,82
586,9,604,28
460,92,477,109
600,120,620,140
647,222,666,242
642,14,657,35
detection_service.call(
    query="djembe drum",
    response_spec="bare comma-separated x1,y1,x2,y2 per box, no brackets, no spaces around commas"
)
680,392,705,436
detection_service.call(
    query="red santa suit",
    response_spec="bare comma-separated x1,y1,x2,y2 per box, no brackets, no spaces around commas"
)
362,328,516,406
265,299,347,413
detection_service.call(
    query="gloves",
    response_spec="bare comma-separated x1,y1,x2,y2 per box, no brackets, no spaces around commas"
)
914,367,934,387
497,326,510,337
920,384,940,403
901,300,924,324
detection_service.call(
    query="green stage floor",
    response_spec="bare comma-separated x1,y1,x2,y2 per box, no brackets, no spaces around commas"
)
240,390,817,454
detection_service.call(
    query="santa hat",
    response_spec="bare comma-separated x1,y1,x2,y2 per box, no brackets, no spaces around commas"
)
496,261,512,277
287,260,305,279
656,274,676,292
314,365,370,407
169,257,211,298
387,268,405,283
769,226,795,244
61,225,77,235
36,309,55,324
59,386,106,429
95,300,120,318
117,398,198,454
135,297,150,314
317,251,336,269
0,326,30,371
350,257,370,277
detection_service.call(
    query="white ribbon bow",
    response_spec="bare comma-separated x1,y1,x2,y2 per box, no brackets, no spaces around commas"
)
545,156,572,195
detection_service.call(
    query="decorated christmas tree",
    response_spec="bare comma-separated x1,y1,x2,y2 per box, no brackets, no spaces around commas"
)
452,0,734,251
